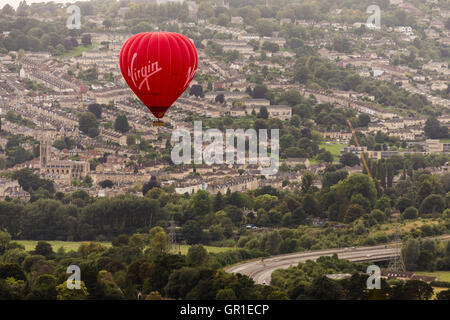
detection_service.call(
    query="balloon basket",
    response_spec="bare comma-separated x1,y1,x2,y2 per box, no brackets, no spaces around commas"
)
153,120,164,127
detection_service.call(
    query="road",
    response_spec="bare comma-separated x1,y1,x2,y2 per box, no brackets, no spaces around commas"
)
226,245,398,285
226,235,450,285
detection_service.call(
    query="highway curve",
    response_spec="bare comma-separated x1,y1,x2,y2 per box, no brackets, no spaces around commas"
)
226,245,398,285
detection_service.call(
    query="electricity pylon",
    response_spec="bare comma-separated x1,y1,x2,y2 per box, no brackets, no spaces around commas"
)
169,218,180,254
388,225,405,272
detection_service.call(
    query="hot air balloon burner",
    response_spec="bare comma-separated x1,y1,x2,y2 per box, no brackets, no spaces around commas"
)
153,121,165,127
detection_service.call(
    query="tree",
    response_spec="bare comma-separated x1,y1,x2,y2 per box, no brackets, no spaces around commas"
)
131,22,153,34
255,19,275,37
437,289,450,300
332,36,351,53
402,239,420,270
181,220,204,245
0,277,26,299
82,175,93,187
254,194,278,211
63,38,73,50
387,161,394,188
88,104,102,119
191,190,212,217
189,85,203,98
225,205,243,224
263,231,281,255
402,207,418,220
300,171,315,193
0,231,11,255
53,137,75,151
79,112,99,137
81,34,92,46
164,267,200,299
54,43,65,55
0,263,26,281
98,180,114,189
369,209,386,224
56,281,89,300
213,192,225,212
217,13,230,26
215,94,225,104
267,290,289,300
70,37,78,48
358,114,370,127
419,194,446,215
288,38,303,49
78,66,98,81
22,255,45,273
402,280,433,300
343,174,377,207
112,234,129,247
294,65,309,84
13,168,54,193
344,204,365,223
114,114,130,133
96,270,124,299
142,176,160,196
416,179,434,205
103,19,112,29
397,197,414,213
307,276,345,300
252,85,268,99
322,170,348,189
127,135,136,146
257,106,269,119
16,1,29,17
424,117,448,139
280,89,304,107
317,150,333,163
146,291,162,300
78,242,106,258
262,41,279,53
291,206,306,225
186,244,209,267
340,152,360,167
33,241,54,259
28,274,57,300
1,4,15,16
216,288,237,300
374,196,391,212
149,227,169,255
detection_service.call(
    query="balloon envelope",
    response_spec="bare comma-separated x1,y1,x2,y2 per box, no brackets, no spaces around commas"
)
119,32,198,119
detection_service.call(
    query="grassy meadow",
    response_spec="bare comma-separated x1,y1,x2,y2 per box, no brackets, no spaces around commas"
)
15,240,232,255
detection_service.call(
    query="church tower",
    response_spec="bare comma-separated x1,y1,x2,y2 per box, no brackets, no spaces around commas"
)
40,135,51,168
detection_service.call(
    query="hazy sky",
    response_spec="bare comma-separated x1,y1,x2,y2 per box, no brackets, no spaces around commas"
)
0,0,76,9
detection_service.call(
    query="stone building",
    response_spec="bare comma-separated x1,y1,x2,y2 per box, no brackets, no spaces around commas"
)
39,137,90,184
0,178,29,201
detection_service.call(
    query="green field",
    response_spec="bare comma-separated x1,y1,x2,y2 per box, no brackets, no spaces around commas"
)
15,240,232,255
314,142,347,163
171,245,233,255
319,142,346,156
416,271,450,282
60,44,96,58
16,240,112,252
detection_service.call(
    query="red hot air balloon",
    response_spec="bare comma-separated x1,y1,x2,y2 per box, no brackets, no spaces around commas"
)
119,32,198,124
